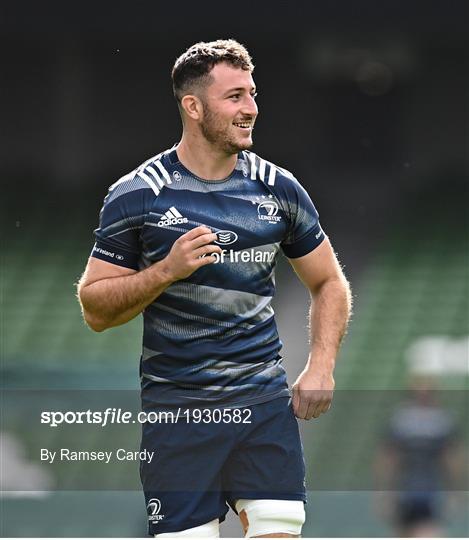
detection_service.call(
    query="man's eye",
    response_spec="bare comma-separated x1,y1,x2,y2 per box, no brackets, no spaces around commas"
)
252,92,258,99
229,94,240,100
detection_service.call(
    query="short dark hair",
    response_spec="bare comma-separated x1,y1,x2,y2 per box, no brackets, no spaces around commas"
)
172,39,254,103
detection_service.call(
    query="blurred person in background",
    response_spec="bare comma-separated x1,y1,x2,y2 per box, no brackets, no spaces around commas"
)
374,375,465,537
77,39,351,537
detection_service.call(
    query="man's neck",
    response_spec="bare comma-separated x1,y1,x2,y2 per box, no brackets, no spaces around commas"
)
176,136,238,181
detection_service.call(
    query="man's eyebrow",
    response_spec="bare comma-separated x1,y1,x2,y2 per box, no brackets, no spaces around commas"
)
223,86,257,95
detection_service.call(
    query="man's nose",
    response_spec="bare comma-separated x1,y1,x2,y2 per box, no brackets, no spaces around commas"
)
241,94,258,116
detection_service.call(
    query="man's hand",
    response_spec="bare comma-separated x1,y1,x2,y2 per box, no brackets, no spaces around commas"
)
160,226,223,282
292,368,335,420
78,225,222,332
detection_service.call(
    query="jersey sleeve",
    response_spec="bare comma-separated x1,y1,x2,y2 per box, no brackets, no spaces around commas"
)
91,177,152,270
280,176,326,259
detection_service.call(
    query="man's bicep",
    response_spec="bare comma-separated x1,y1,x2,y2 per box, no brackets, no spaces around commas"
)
80,256,137,288
287,238,344,293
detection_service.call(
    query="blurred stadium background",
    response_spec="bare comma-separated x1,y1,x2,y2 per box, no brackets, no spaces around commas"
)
1,0,467,536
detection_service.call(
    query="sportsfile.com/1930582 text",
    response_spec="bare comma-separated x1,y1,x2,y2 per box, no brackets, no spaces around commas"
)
40,407,252,427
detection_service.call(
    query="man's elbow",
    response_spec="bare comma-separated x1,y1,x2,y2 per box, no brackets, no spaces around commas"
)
77,289,109,333
311,273,350,297
83,313,108,333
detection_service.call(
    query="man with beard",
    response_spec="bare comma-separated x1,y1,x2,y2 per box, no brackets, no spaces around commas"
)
78,40,351,538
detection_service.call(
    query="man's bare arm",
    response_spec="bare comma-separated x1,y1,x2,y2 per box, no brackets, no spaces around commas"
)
77,226,222,332
288,238,352,420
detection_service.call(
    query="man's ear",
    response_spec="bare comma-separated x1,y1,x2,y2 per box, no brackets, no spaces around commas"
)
180,94,203,121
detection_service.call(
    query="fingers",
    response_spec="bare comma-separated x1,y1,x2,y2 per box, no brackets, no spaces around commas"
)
193,244,222,260
163,225,226,281
306,401,325,420
196,254,222,268
292,385,309,419
294,389,333,420
308,395,331,419
179,226,219,250
182,225,213,241
190,232,219,250
292,385,300,416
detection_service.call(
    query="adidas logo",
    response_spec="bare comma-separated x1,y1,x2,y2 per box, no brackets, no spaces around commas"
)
157,206,189,227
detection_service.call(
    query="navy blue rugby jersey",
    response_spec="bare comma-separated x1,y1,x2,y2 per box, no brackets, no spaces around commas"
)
91,147,326,407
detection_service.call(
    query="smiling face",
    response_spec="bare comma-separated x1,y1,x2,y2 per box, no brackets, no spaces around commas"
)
198,62,258,155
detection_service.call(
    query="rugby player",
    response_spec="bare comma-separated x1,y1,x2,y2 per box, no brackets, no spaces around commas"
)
375,376,463,538
78,39,352,538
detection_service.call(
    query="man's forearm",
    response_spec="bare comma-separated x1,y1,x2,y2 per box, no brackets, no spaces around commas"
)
78,261,174,331
306,276,352,373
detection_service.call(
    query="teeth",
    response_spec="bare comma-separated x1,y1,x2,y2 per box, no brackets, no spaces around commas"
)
234,123,251,128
